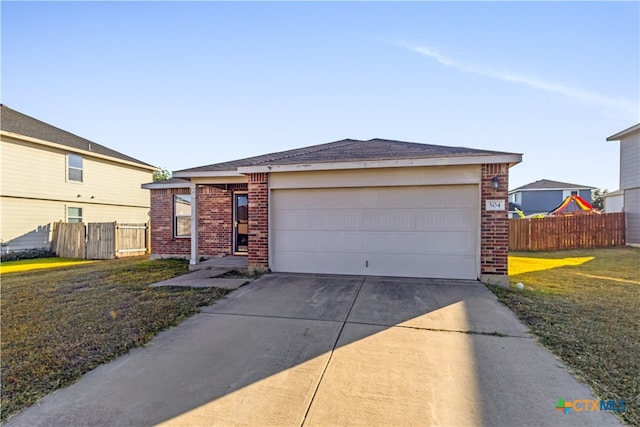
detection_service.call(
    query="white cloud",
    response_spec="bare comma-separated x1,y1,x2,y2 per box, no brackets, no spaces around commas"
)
399,42,639,119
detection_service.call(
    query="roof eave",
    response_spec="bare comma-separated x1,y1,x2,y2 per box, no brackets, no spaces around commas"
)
237,154,523,174
606,123,640,141
173,170,245,178
142,181,191,190
1,130,158,172
509,186,596,194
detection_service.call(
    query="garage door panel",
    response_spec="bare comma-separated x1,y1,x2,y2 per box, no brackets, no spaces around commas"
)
273,186,477,209
274,230,476,256
272,251,365,275
366,253,477,279
272,251,476,279
271,185,478,279
274,209,476,232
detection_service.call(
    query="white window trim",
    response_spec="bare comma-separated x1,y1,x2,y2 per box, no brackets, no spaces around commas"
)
562,189,579,199
67,153,84,183
174,194,192,238
67,207,83,223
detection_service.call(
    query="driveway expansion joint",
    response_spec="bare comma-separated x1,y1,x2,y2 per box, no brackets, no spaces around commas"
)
300,275,367,426
344,320,531,338
198,311,345,324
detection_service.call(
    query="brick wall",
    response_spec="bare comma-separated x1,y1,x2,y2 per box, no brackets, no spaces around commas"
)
149,188,191,256
149,184,248,258
197,185,233,256
480,163,510,276
248,173,269,268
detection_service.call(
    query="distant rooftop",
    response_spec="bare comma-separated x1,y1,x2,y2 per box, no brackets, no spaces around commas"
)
510,179,596,193
1,104,154,168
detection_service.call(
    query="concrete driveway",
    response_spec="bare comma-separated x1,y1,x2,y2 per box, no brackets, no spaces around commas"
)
6,274,620,426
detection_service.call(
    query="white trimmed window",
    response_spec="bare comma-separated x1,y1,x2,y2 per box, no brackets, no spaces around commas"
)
562,190,579,199
174,195,192,238
67,207,83,223
68,154,83,182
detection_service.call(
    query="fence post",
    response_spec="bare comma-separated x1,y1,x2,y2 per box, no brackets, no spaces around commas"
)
51,221,60,255
114,222,119,259
146,221,151,255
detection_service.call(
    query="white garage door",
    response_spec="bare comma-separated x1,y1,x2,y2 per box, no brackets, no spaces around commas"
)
271,185,479,279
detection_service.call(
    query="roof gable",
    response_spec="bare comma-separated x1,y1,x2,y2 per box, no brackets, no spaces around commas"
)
510,179,595,193
175,138,520,175
1,104,154,168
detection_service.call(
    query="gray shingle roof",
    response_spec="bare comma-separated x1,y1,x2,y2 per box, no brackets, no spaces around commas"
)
511,179,595,192
175,138,518,174
141,177,190,189
1,104,154,168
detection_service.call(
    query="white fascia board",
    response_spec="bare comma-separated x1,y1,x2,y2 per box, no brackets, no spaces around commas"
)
191,176,248,185
511,187,595,193
141,182,190,190
606,123,640,141
237,154,523,174
173,170,245,178
1,130,158,171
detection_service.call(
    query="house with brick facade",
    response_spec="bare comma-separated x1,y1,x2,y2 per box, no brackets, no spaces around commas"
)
143,139,521,286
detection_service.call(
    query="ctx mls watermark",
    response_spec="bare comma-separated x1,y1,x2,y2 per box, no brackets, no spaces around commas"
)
555,398,626,415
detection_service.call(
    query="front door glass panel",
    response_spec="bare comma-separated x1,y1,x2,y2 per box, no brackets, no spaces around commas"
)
234,194,248,253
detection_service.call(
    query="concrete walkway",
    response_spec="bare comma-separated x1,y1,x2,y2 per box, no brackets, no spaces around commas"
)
5,274,620,426
151,256,251,290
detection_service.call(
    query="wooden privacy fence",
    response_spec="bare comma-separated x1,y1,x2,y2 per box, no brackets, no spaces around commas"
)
51,222,149,259
509,212,625,251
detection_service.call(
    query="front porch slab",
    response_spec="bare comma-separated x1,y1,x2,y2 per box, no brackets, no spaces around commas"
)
150,267,251,290
189,256,248,271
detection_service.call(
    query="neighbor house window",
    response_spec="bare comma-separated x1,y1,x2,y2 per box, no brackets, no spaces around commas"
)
67,207,83,223
563,189,580,199
68,154,83,182
174,195,192,237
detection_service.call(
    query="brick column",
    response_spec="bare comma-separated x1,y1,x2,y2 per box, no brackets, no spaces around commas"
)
480,163,510,287
248,173,269,270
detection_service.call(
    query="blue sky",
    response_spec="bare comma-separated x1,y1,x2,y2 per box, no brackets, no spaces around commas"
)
2,1,638,191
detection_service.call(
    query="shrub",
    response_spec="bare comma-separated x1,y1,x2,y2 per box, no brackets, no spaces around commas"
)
0,248,56,262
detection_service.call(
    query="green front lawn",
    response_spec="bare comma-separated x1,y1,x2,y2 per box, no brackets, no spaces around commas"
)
0,257,96,274
0,257,229,422
491,247,640,426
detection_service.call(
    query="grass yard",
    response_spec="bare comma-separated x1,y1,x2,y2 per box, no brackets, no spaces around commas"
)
491,247,640,426
0,257,229,422
0,257,96,274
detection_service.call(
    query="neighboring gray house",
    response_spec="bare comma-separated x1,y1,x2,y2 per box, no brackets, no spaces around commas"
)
607,123,640,246
508,179,595,216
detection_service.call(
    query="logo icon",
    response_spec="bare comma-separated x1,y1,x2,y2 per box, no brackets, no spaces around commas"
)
556,398,572,415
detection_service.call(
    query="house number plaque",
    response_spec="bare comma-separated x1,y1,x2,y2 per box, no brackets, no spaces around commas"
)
485,200,505,211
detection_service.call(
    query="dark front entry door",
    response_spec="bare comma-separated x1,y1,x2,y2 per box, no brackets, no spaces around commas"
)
234,193,248,253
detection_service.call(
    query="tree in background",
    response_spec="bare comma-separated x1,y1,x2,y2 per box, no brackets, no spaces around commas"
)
153,167,171,182
591,188,608,210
